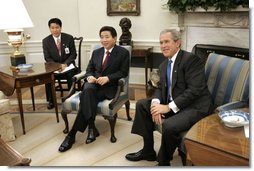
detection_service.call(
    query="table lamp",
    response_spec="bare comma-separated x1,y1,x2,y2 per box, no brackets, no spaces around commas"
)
0,0,34,66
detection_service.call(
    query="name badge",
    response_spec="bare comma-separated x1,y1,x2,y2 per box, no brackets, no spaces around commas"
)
65,47,70,54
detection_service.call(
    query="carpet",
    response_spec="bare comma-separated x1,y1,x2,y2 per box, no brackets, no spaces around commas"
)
7,86,182,166
8,113,182,166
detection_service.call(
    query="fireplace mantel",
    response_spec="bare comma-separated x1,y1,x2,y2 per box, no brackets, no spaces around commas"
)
173,9,249,51
177,9,249,31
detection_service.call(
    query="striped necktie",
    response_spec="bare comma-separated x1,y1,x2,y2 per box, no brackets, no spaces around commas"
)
102,51,110,70
167,60,172,103
56,38,61,56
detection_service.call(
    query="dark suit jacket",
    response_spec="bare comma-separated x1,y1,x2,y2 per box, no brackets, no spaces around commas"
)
84,45,130,99
42,32,77,66
151,49,213,115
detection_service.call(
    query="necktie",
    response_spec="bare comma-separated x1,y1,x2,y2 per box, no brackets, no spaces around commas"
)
167,60,172,103
56,38,61,56
102,51,110,70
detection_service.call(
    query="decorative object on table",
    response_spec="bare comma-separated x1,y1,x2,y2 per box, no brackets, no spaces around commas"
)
218,110,249,128
147,69,160,97
107,0,140,16
119,17,133,46
16,63,33,72
0,0,34,66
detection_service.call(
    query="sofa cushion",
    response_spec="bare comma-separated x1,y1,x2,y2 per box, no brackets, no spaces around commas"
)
205,53,249,108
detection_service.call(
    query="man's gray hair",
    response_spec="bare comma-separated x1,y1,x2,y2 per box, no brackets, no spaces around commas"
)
160,29,181,41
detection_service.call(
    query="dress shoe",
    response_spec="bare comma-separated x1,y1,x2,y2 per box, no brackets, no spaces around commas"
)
58,135,75,152
47,101,54,109
86,128,100,144
125,149,157,161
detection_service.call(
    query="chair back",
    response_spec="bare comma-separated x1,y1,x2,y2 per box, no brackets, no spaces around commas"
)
74,37,83,73
205,53,249,108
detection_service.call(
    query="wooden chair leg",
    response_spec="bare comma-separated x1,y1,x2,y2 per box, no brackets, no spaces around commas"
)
125,100,132,121
178,148,186,166
106,114,117,143
57,79,64,97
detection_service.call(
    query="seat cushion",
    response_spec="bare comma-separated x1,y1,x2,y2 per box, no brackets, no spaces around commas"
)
62,92,128,116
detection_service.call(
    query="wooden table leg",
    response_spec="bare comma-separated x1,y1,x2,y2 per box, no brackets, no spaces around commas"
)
16,88,26,134
30,87,35,111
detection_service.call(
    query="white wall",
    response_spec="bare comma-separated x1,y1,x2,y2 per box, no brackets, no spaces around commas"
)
0,0,178,84
0,0,249,85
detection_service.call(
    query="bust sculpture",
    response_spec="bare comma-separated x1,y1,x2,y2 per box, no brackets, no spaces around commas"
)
119,17,133,46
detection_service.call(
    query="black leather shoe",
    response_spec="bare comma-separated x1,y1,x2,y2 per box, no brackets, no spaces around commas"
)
58,136,75,152
47,102,54,109
125,149,157,161
86,128,100,144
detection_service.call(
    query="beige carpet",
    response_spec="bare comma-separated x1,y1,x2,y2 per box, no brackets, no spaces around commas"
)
8,113,182,167
7,85,182,166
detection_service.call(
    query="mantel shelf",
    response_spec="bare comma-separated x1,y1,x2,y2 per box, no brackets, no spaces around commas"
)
185,6,249,13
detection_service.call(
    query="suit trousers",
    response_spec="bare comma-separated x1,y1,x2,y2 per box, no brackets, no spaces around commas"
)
72,83,107,132
131,98,209,164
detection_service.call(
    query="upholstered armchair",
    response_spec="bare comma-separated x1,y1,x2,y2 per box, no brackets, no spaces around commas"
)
0,91,15,142
61,45,132,143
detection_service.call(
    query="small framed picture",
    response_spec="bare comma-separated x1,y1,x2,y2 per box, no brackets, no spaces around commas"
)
107,0,140,16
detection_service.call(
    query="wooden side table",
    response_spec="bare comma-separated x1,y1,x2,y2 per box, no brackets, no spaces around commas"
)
0,63,60,134
184,109,249,166
132,47,153,95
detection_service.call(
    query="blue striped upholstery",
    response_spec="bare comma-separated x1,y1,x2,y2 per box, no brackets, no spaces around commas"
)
205,53,249,108
62,45,132,117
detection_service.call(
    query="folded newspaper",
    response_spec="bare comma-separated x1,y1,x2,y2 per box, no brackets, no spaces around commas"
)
54,63,75,74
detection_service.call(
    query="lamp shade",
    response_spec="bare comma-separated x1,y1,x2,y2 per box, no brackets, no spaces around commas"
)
0,0,34,30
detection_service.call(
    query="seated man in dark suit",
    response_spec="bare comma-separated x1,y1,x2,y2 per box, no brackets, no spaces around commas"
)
42,18,77,109
125,29,214,166
58,26,130,152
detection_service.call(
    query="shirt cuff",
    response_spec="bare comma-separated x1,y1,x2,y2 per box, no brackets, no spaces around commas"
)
169,101,180,113
151,98,160,104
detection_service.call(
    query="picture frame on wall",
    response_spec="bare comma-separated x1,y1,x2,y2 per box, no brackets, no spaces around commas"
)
107,0,140,16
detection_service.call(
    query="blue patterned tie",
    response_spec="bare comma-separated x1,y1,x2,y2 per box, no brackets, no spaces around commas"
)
167,60,172,103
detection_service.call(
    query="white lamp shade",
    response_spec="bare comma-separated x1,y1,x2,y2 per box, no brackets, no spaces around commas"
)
0,0,34,30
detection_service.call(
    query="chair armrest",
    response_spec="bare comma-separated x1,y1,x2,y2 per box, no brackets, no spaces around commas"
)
73,71,86,81
62,71,86,102
216,101,248,112
109,78,126,110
